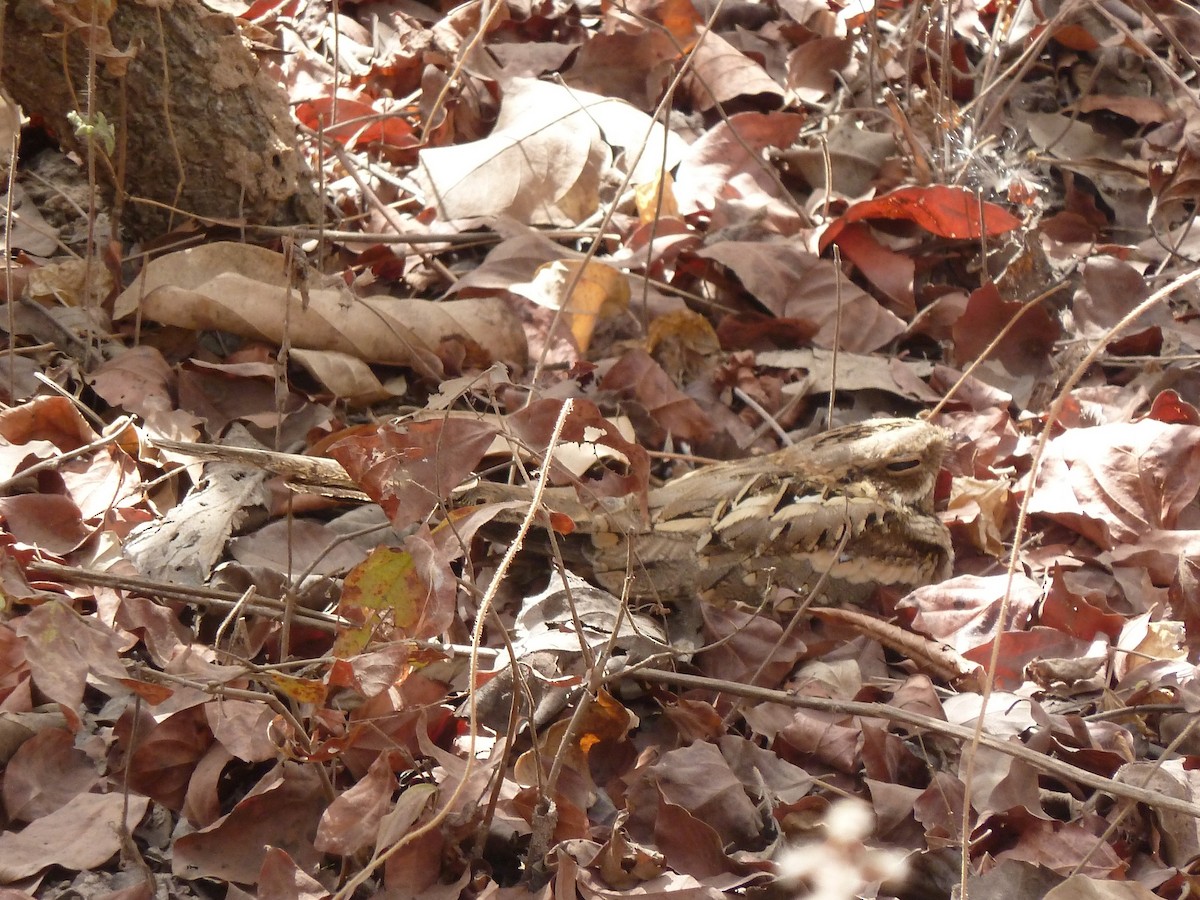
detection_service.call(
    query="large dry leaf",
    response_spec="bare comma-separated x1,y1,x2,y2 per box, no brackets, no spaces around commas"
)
416,78,686,225
3,727,100,822
639,741,765,848
172,762,326,884
681,32,785,111
314,752,397,855
674,112,806,229
0,791,149,881
12,600,129,710
448,226,584,294
1027,421,1200,548
113,243,527,377
698,240,906,352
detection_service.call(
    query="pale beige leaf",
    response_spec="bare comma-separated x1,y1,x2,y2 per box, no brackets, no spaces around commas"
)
1043,875,1160,899
3,186,58,257
417,79,685,225
113,243,527,376
289,348,402,405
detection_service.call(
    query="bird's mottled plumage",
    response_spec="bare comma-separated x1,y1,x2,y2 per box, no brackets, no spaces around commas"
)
463,418,954,605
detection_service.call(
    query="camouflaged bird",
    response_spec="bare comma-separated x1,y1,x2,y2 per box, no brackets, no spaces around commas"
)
462,418,954,605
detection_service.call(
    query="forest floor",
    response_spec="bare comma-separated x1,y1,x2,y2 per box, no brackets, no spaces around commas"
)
2,1,1200,898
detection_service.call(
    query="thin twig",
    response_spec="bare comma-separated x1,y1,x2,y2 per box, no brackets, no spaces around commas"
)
622,667,1200,822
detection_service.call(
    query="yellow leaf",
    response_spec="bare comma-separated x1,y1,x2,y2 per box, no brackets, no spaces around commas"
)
635,171,679,223
270,673,328,705
509,259,631,353
334,546,430,656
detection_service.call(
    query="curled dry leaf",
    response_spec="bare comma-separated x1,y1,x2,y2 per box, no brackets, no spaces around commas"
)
113,242,528,377
810,607,984,690
681,32,785,111
946,474,1011,556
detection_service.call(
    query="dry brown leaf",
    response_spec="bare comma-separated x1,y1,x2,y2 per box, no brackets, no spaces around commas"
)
674,112,806,230
785,35,853,103
172,763,327,884
2,727,100,822
681,32,785,111
289,348,404,405
946,474,1011,556
0,791,150,881
1028,421,1200,548
562,27,679,111
599,349,715,444
898,574,1041,655
12,600,128,712
314,753,398,855
113,242,527,377
698,240,906,352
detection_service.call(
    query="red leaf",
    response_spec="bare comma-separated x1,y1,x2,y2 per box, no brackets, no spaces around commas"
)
1147,389,1200,426
820,185,1022,251
295,94,417,151
329,418,498,526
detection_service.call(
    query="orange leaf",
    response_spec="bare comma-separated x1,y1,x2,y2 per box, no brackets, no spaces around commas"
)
820,185,1021,251
295,94,416,151
118,678,174,705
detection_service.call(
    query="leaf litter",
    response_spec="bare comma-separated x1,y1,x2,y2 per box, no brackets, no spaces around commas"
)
4,1,1200,898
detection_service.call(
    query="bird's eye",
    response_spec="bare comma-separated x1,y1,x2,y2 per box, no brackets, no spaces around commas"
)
887,459,922,473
